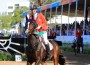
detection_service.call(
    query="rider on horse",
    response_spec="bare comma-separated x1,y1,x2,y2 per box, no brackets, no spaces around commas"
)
29,4,51,58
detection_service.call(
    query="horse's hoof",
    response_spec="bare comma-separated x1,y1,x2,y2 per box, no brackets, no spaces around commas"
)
47,55,52,60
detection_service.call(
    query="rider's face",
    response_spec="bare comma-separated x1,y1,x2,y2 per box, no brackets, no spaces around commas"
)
77,29,80,32
32,9,37,14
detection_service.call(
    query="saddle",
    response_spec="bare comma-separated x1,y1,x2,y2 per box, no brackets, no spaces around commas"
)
32,33,53,60
33,33,53,50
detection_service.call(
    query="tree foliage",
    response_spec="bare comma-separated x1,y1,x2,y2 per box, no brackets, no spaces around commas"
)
13,6,29,25
46,0,57,4
0,15,12,29
30,0,58,6
0,6,29,29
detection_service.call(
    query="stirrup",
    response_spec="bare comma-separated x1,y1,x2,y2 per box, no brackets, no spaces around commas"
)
46,51,52,59
46,53,52,60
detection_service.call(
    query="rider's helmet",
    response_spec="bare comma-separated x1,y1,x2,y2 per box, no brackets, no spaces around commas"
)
30,5,37,10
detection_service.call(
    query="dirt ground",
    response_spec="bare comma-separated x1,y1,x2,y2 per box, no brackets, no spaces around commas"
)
0,51,90,65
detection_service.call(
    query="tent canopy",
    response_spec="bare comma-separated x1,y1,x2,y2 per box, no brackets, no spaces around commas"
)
22,0,90,18
41,0,90,17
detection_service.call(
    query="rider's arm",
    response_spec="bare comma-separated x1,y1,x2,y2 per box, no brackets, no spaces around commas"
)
39,13,47,27
27,22,30,29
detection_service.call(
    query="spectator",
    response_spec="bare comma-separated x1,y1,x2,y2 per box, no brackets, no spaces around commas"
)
76,28,83,42
50,29,53,36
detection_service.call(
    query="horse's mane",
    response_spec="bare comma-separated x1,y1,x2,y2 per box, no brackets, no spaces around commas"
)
26,21,38,35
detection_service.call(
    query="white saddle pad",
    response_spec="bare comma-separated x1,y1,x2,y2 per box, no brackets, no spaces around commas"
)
41,40,53,50
39,37,53,50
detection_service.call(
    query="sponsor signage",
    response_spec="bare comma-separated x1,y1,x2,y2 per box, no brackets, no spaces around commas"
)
15,55,22,61
0,37,22,54
41,1,60,10
36,0,77,11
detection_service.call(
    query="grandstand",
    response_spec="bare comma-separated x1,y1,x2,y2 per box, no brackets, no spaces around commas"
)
39,0,90,44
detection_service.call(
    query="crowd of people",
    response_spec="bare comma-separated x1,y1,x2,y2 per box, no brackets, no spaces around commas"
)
48,20,90,36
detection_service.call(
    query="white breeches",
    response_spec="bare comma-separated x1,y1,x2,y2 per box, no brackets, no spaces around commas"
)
41,31,53,50
41,31,48,44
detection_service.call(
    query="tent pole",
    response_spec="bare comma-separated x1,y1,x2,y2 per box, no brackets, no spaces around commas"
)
83,0,86,35
74,0,78,36
67,0,70,36
60,5,63,36
44,9,47,18
55,7,58,23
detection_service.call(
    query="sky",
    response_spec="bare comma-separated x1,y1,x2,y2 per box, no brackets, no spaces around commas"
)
0,0,29,12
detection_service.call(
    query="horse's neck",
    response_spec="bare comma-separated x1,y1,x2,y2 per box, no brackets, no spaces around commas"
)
28,34,39,48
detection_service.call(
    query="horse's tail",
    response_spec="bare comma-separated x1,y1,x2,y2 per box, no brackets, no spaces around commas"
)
49,40,65,65
53,40,65,65
58,51,65,65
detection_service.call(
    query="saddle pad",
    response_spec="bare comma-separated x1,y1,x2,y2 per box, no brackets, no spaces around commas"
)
41,42,53,50
48,41,53,50
38,32,44,36
39,37,53,50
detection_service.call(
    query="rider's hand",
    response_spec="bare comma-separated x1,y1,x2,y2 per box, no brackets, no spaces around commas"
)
25,29,29,34
36,26,41,29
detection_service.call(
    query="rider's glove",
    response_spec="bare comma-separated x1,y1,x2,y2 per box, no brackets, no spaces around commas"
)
36,26,41,29
25,29,29,34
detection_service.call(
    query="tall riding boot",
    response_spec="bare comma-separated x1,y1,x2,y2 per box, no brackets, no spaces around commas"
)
45,44,51,59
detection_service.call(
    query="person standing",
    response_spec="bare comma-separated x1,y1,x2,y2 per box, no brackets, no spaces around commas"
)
76,28,82,40
76,28,83,53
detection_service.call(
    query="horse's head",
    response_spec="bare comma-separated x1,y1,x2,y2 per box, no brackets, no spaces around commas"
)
25,21,38,35
26,23,40,51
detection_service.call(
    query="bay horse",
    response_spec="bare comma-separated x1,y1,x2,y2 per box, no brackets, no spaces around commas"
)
25,22,65,65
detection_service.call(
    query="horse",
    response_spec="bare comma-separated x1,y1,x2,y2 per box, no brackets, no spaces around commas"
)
72,37,83,55
25,22,65,65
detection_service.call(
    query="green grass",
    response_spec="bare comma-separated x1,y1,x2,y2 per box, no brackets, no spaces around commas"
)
61,46,90,54
0,53,27,61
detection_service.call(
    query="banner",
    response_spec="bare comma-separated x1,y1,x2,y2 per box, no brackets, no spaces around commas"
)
61,0,76,5
40,0,77,11
41,1,60,10
41,4,50,10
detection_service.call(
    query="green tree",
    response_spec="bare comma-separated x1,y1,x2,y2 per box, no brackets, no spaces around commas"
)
30,0,58,6
0,6,29,29
0,15,12,29
12,6,29,25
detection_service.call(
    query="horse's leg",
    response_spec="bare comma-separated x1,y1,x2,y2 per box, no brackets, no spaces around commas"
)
42,61,47,65
27,61,32,65
35,56,41,65
53,54,58,65
53,48,59,65
35,60,41,65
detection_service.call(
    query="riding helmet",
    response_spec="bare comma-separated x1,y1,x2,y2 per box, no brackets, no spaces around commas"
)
30,5,37,10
